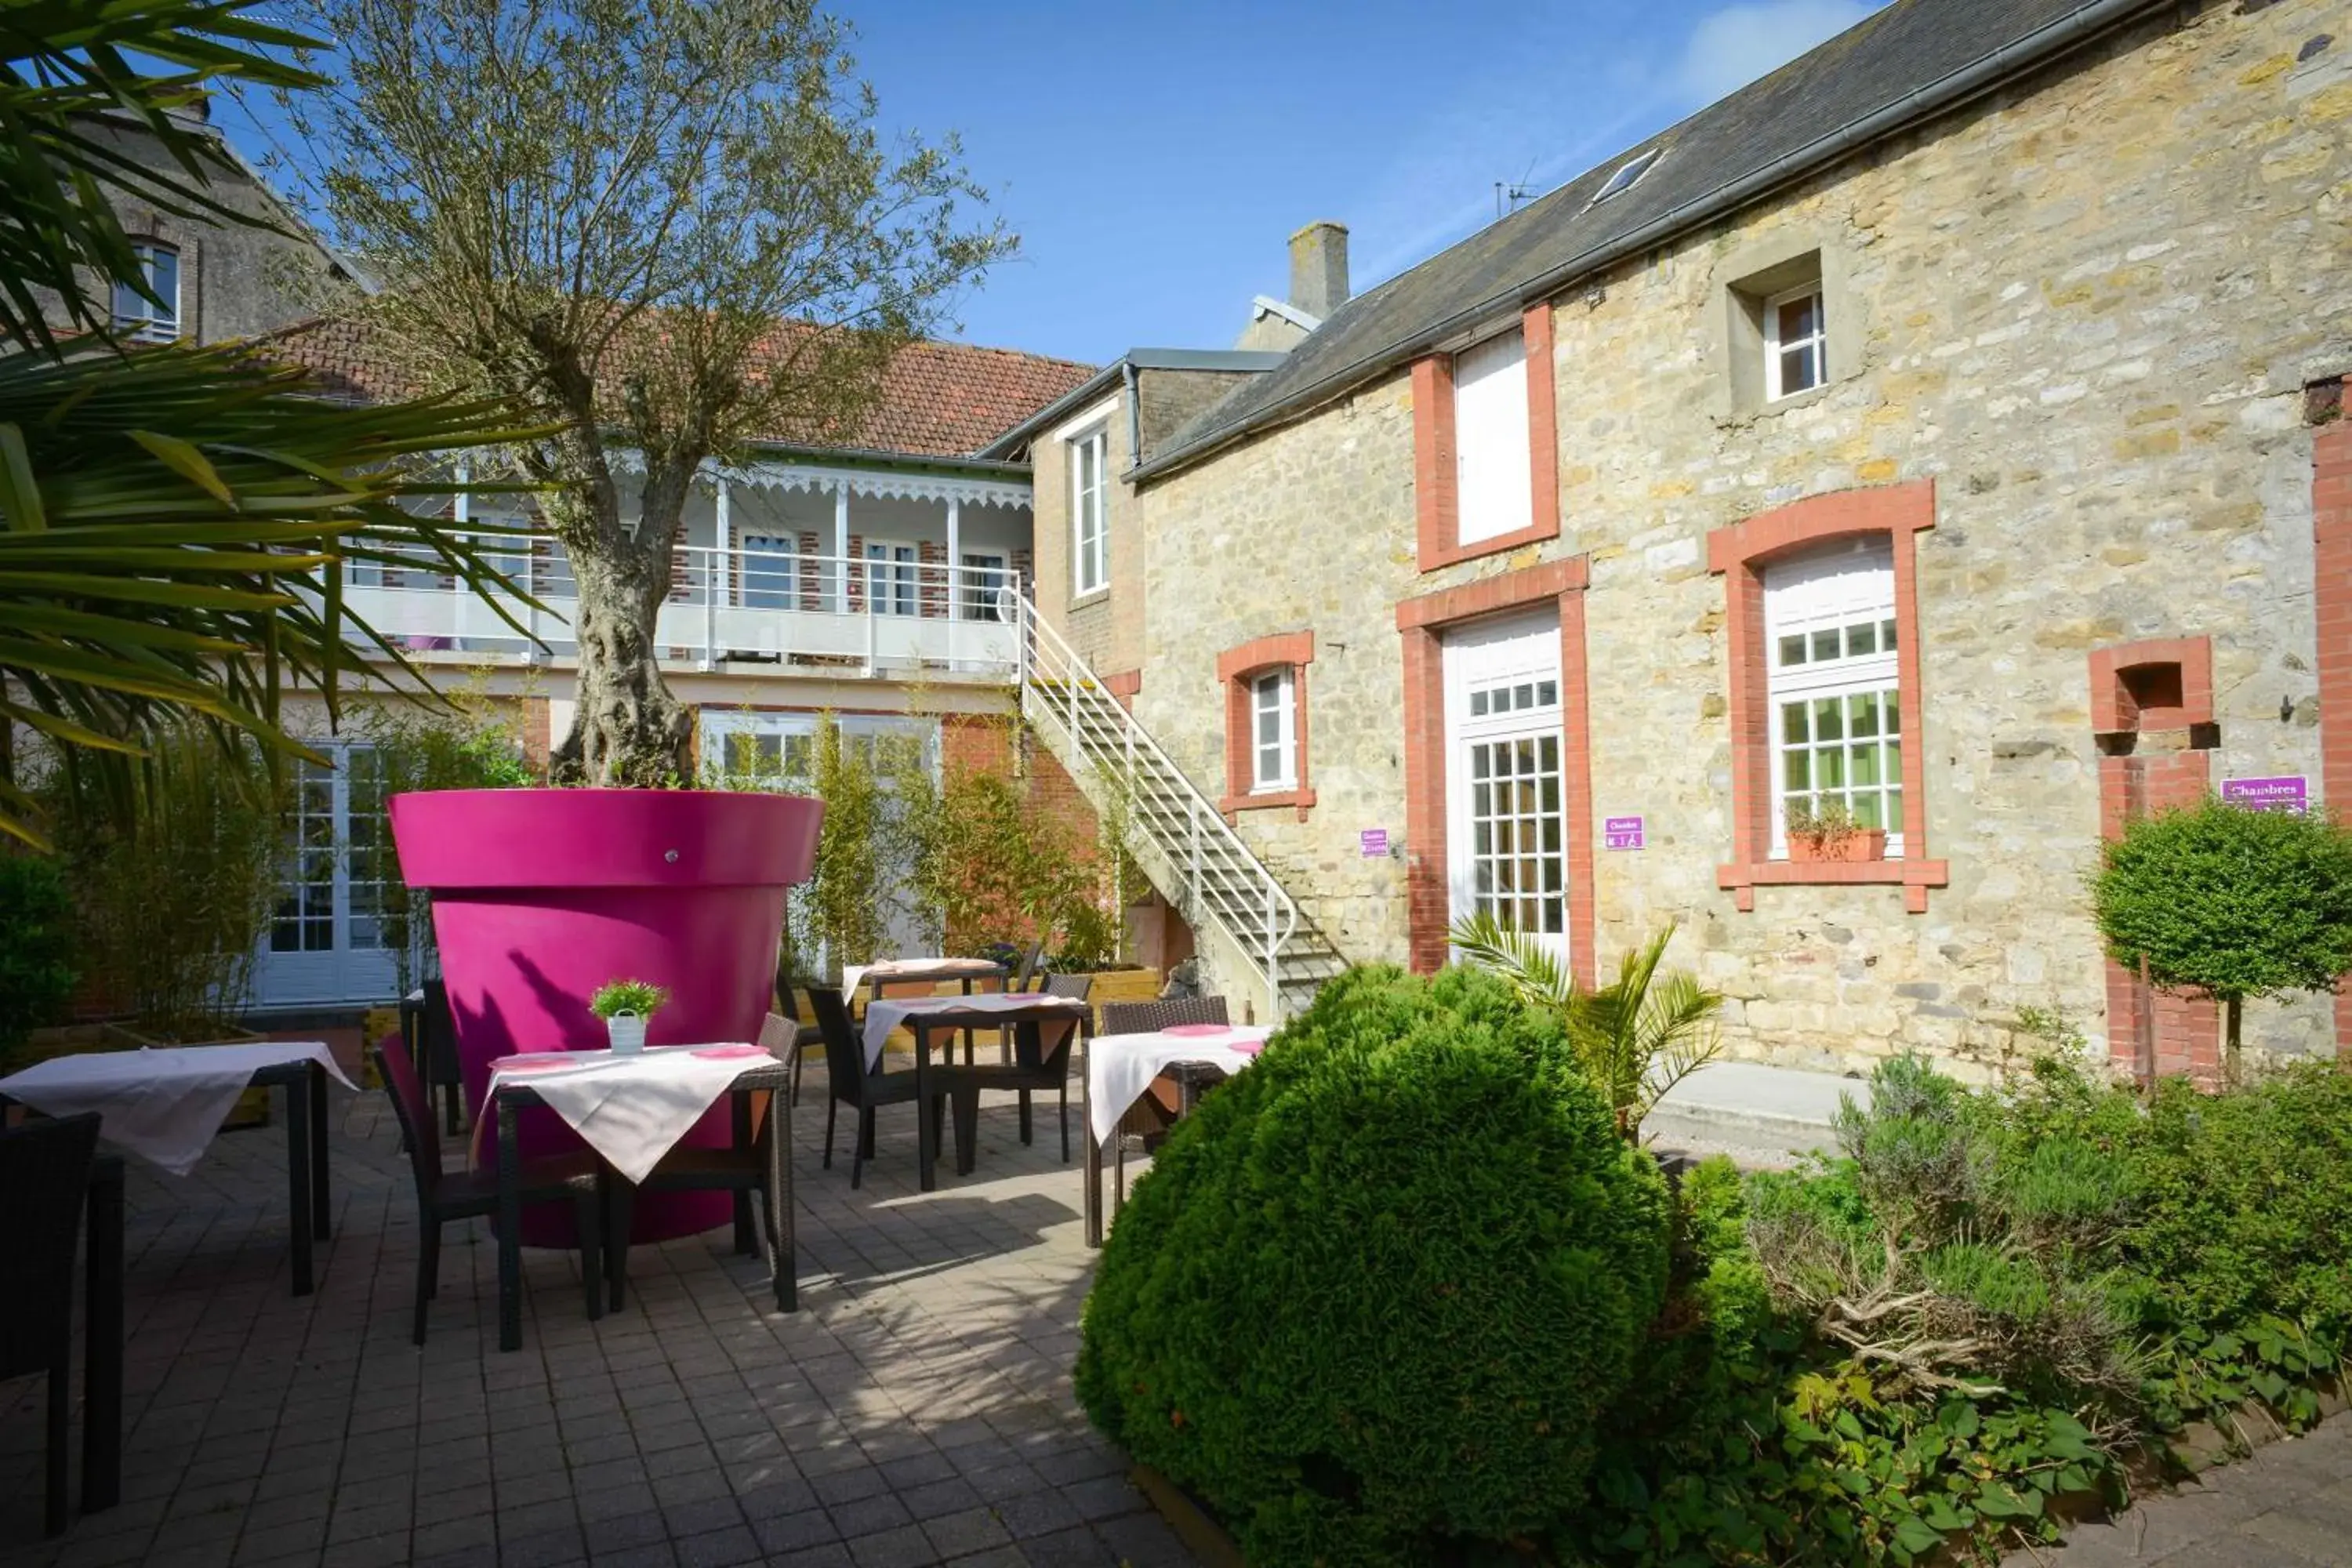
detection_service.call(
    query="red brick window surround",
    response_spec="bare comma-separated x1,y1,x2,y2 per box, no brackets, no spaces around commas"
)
1217,631,1315,818
1395,557,1596,987
1707,479,1948,913
1413,301,1560,573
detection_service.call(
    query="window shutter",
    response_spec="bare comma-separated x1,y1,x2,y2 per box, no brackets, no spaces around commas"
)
1453,327,1531,546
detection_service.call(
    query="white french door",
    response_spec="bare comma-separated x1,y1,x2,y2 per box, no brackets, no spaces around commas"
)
1443,611,1570,967
252,742,401,1007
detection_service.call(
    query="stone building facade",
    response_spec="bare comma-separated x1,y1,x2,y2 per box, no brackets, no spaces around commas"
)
1028,0,2352,1073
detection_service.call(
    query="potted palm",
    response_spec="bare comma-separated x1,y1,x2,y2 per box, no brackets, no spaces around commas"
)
590,979,669,1054
1785,797,1888,863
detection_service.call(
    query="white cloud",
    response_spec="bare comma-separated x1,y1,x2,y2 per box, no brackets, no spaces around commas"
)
1672,0,1879,106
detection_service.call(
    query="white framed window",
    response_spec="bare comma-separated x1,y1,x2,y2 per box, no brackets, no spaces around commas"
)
1250,667,1296,792
700,710,817,791
111,241,180,343
1453,325,1532,546
862,539,917,617
739,532,797,609
1443,612,1568,959
1069,426,1109,596
1764,284,1826,400
1764,539,1901,857
960,550,1007,621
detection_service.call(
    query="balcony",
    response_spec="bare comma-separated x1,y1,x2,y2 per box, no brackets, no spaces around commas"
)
343,540,1025,680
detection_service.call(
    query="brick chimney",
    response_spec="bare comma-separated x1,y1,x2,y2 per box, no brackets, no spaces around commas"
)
1288,221,1349,321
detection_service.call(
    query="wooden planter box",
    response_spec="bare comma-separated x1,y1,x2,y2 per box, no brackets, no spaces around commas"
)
1788,828,1888,864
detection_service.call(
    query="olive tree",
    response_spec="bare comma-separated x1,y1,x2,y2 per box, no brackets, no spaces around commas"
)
282,0,1011,783
2092,797,2352,1068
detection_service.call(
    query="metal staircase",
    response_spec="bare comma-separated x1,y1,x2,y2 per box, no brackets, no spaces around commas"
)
1013,596,1348,1021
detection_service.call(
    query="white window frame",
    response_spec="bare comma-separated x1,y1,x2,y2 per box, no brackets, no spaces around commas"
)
738,531,797,610
1250,667,1297,793
1443,611,1569,963
1763,282,1827,401
862,538,919,618
111,241,180,343
960,550,1008,622
1069,424,1109,597
1452,325,1532,546
1762,540,1903,858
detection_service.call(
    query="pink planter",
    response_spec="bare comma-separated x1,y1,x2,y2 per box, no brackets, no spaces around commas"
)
389,788,822,1245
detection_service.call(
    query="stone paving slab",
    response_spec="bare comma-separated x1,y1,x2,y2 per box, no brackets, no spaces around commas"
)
1,1061,1197,1567
2002,1413,2352,1566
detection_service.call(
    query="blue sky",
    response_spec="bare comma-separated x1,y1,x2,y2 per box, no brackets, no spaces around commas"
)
223,0,1883,367
844,0,1884,363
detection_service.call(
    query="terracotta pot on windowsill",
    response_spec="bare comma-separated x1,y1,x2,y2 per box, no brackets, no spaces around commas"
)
1788,828,1889,864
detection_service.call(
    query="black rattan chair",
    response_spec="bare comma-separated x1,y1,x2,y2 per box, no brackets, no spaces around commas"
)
809,986,938,1189
1098,996,1232,1214
399,980,465,1136
777,982,824,1107
941,971,1093,1168
0,1112,100,1534
372,1041,605,1345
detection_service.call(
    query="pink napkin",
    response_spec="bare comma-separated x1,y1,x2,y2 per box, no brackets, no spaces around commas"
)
1163,1023,1232,1038
1229,1041,1266,1057
691,1045,770,1061
497,1056,579,1073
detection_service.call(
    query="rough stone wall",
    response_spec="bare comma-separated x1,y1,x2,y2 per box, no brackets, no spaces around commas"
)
1129,0,2352,1073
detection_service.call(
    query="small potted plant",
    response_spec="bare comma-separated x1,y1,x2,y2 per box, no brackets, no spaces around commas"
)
1785,797,1888,863
590,979,670,1054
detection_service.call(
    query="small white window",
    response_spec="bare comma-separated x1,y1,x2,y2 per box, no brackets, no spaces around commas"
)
1764,539,1901,857
1453,325,1532,546
111,241,180,343
1764,284,1826,400
739,532,797,609
862,539,918,617
960,551,1007,621
1070,426,1109,597
1250,667,1296,792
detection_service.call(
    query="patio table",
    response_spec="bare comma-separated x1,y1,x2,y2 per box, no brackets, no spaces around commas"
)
1082,1024,1272,1246
0,1042,352,1294
483,1044,794,1351
860,995,1090,1190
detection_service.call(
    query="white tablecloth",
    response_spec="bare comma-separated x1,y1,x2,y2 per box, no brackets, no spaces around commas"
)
481,1044,777,1184
0,1041,355,1176
1087,1026,1272,1148
861,993,1087,1069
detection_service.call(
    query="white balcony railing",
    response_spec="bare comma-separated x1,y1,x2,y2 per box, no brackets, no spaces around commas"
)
342,539,1024,677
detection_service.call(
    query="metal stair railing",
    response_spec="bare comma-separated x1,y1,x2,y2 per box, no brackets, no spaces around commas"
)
1013,593,1311,1018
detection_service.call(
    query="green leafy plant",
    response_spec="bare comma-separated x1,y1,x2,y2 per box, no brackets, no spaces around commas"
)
898,720,1097,957
1077,965,1671,1567
2092,797,2352,1069
0,853,78,1066
589,979,669,1020
1447,913,1724,1141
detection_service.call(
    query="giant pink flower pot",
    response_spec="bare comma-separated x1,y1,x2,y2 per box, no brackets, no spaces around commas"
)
390,788,822,1246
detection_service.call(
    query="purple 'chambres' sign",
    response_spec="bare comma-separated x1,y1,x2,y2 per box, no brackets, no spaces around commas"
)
1604,816,1645,851
2221,776,2308,813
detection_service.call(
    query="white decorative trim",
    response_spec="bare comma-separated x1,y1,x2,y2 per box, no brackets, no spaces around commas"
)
718,458,1032,510
1049,395,1122,450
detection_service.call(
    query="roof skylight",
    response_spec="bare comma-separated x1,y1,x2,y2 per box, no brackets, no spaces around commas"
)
1589,147,1664,207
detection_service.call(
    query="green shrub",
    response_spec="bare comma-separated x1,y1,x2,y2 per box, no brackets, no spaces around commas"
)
1076,965,1671,1567
2092,798,2352,1065
0,854,78,1065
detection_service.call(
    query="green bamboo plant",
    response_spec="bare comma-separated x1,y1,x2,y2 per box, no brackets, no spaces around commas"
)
1447,912,1726,1142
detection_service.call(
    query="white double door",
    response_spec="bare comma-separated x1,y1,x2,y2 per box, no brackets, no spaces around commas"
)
1444,610,1570,967
252,742,401,1007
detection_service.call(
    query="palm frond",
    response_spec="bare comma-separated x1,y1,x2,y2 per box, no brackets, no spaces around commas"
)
1446,909,1577,1009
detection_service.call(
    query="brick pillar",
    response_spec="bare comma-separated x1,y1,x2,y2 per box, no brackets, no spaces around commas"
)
2090,638,2221,1083
2314,412,2352,1058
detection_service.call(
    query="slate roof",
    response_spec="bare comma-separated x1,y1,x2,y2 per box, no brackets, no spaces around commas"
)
262,314,1095,462
1136,0,2165,481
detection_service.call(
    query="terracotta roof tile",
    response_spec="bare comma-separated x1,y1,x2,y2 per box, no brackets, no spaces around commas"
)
257,315,1093,459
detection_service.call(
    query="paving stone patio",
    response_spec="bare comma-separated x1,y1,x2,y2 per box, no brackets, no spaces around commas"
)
2005,1412,2352,1566
0,1060,1198,1567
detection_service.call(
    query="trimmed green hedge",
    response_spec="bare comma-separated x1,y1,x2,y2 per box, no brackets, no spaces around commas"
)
1076,965,1671,1566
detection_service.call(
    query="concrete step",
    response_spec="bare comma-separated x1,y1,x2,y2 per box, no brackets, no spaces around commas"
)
1643,1060,1873,1171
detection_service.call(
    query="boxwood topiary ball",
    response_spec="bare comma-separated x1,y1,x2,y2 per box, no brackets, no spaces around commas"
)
1076,964,1671,1567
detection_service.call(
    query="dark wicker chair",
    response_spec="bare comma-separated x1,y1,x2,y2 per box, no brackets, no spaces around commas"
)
809,986,937,1189
1097,996,1232,1214
372,1041,605,1345
0,1112,100,1534
602,1013,793,1309
778,982,825,1107
399,980,465,1136
942,971,1094,1168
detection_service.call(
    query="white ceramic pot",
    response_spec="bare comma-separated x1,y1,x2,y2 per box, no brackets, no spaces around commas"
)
606,1013,648,1054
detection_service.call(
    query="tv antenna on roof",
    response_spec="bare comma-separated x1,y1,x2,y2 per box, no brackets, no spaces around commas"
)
1494,162,1538,221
